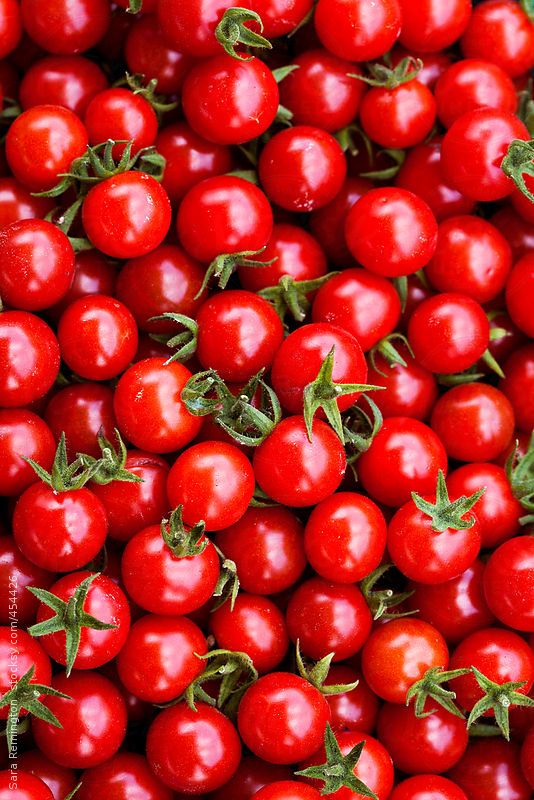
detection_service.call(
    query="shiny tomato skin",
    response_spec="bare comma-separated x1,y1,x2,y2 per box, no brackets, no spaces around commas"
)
0,628,51,719
447,738,532,800
0,771,54,800
500,344,534,433
17,750,77,800
398,0,471,52
13,483,108,572
157,122,232,206
167,441,255,531
461,0,534,77
314,0,401,61
125,15,194,96
0,0,21,59
0,311,60,407
362,618,449,704
360,80,437,150
76,753,173,800
304,492,387,583
258,126,346,212
178,175,272,264
6,104,88,193
82,172,171,259
113,358,202,453
299,730,394,800
408,293,490,374
345,187,438,278
324,665,380,734
121,525,220,615
491,206,534,261
434,59,517,129
58,294,138,381
366,346,438,421
238,672,330,764
520,726,534,790
357,417,448,508
311,268,401,351
34,571,130,671
309,177,372,266
0,410,55,497
211,593,289,674
116,614,207,704
446,463,522,549
147,702,242,793
19,55,108,117
506,253,534,338
209,757,293,800
0,535,55,626
182,55,279,145
389,775,468,800
286,577,373,661
20,0,110,54
253,416,346,508
450,627,534,712
83,87,158,158
377,703,468,774
156,0,233,58
215,507,306,595
430,384,515,462
441,108,529,201
115,245,206,334
483,537,534,632
0,177,54,229
47,249,117,322
252,783,321,800
44,382,116,460
425,215,512,304
247,0,314,38
407,559,495,645
32,671,127,769
196,290,284,382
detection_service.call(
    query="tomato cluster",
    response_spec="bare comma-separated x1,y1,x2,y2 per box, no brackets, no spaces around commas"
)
0,1,534,800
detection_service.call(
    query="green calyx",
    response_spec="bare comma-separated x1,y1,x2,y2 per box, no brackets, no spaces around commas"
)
304,347,384,443
506,432,534,525
517,79,534,136
369,333,413,376
119,73,178,116
406,666,471,719
259,273,339,323
348,56,423,89
196,247,277,297
520,0,534,23
27,573,117,677
149,313,199,364
183,648,258,717
64,785,82,800
249,484,278,508
342,396,384,470
181,368,281,447
467,666,534,740
501,138,534,203
0,665,71,753
296,641,359,697
360,563,415,621
23,432,102,491
78,428,143,486
212,544,240,611
295,723,378,798
412,469,485,533
161,505,208,558
127,0,142,11
215,7,272,61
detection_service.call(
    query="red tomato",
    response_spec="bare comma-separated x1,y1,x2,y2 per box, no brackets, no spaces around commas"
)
398,0,471,52
324,665,380,734
492,206,534,261
19,55,108,117
209,756,292,800
483,537,534,632
44,382,116,460
366,345,438,421
0,628,51,720
0,535,55,626
360,79,437,150
252,783,321,800
345,188,438,277
125,15,194,96
389,775,468,800
0,410,55,497
0,311,60,407
83,88,158,157
461,0,534,77
521,726,534,790
157,0,233,58
435,59,517,128
506,253,534,338
238,672,330,764
76,753,173,800
47,249,117,321
0,771,54,800
18,750,77,800
247,0,313,38
500,344,534,432
362,618,449,704
447,738,532,800
309,177,372,266
20,0,110,54
0,177,54,229
314,0,402,61
0,0,21,59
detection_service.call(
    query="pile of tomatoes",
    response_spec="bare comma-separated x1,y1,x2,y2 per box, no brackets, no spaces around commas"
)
1,0,534,799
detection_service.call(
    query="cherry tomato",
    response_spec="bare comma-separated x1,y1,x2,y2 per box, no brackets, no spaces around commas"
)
76,753,173,800
82,171,171,259
84,87,158,158
0,0,21,59
506,253,534,338
483,537,534,632
157,0,234,58
18,750,77,800
113,358,202,453
209,756,293,800
345,187,438,278
252,783,321,800
238,672,330,764
447,738,532,800
32,671,127,769
0,535,55,625
20,0,110,54
0,410,55,497
520,726,534,790
0,628,51,720
461,0,534,77
44,382,116,460
362,618,449,704
324,665,380,734
492,206,534,261
366,345,438,421
147,702,242,793
500,344,534,433
360,79,437,150
398,0,472,52
389,775,468,800
0,771,54,800
19,55,108,117
125,15,194,96
358,417,448,508
0,312,60,407
253,416,346,507
258,126,346,212
247,0,314,38
0,177,54,229
314,0,402,61
435,59,517,129
309,177,372,266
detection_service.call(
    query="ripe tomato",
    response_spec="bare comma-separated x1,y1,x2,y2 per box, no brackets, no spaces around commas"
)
358,417,448,508
520,726,534,790
0,177,54,229
324,665,379,734
215,507,306,595
253,416,346,507
182,55,279,145
20,0,110,54
0,535,55,626
157,0,233,58
47,249,116,321
500,344,534,433
147,702,242,793
0,410,55,497
360,79,437,150
345,188,438,277
17,750,77,800
461,0,534,77
113,358,202,453
304,492,387,583
167,441,255,530
0,771,54,800
6,104,88,192
238,672,330,764
447,738,532,800
389,775,468,800
362,618,449,704
314,0,402,61
434,59,517,129
398,0,471,52
19,55,108,117
258,126,346,212
366,345,438,420
483,537,534,632
82,171,171,259
125,15,194,96
209,757,293,800
32,671,127,769
76,753,173,800
0,628,51,720
309,177,372,266
0,311,60,407
506,253,534,338
84,88,158,158
247,0,314,38
252,783,322,800
44,382,116,460
0,0,21,59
